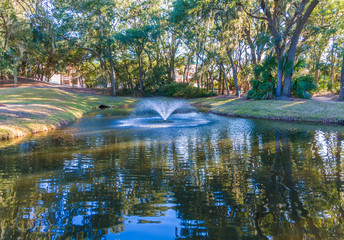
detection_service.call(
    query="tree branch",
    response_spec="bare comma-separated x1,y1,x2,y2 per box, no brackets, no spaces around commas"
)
238,3,267,21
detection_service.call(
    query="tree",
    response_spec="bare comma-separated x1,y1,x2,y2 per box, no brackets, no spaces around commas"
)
339,53,344,101
0,0,30,83
54,0,128,96
1,0,344,99
243,0,319,97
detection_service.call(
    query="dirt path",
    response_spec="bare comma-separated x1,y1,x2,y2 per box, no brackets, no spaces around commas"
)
312,93,337,102
0,77,112,96
0,77,54,88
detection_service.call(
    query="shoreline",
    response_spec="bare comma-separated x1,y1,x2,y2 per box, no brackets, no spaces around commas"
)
0,87,137,141
208,110,344,125
191,97,344,126
2,88,344,143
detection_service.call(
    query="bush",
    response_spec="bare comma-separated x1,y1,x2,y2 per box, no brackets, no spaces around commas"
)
247,56,276,100
154,82,217,98
292,75,317,99
247,79,275,100
145,65,170,90
333,81,341,94
318,76,334,92
116,88,135,96
247,56,317,100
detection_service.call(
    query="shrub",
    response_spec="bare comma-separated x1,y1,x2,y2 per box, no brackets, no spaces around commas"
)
247,79,275,100
247,56,317,100
116,88,135,96
292,75,317,99
318,76,334,92
154,82,216,98
145,65,170,90
333,81,341,94
247,56,276,100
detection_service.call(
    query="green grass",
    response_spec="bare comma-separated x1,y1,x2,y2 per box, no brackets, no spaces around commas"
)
0,87,138,140
191,97,344,124
2,88,343,141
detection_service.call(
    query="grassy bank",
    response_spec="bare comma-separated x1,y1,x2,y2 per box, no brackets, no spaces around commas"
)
0,87,137,140
2,88,344,142
191,97,344,124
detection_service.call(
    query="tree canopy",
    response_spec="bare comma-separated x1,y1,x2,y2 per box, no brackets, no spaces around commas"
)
0,0,343,99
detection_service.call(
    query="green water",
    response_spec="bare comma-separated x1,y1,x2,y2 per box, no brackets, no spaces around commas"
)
1,112,344,240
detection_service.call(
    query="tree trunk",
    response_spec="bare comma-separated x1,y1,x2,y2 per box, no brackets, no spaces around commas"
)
200,75,203,90
170,56,175,81
218,70,222,95
170,33,176,81
109,66,116,96
183,57,191,83
227,49,240,96
195,53,199,88
208,70,213,92
330,37,336,84
314,52,322,84
282,34,301,97
330,65,334,84
13,63,17,86
211,77,214,93
108,49,116,96
220,61,230,96
206,74,209,91
339,54,344,101
276,53,283,98
222,73,225,95
139,52,144,95
282,0,319,97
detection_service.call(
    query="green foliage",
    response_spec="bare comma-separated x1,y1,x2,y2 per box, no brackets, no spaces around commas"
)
0,0,342,99
248,56,317,100
292,75,317,99
247,79,275,100
0,51,13,76
153,82,216,98
290,59,317,98
116,88,135,96
318,76,335,92
145,65,171,90
247,56,276,100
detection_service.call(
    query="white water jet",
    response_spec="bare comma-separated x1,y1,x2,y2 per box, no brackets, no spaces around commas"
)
136,99,188,121
114,98,211,129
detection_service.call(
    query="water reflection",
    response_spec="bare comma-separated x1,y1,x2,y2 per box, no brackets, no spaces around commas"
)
0,114,344,239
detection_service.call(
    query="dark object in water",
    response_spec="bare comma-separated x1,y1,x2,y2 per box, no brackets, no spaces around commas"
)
99,104,110,109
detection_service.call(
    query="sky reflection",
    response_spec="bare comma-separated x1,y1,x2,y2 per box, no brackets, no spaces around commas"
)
0,113,344,239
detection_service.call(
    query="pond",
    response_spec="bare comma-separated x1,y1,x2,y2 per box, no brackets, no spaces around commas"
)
0,110,344,239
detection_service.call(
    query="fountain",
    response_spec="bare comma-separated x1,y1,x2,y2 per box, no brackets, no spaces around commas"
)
114,98,212,129
137,99,188,121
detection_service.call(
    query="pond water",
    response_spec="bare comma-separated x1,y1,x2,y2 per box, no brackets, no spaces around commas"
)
1,111,344,239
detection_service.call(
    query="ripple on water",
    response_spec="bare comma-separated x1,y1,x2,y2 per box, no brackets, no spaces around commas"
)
114,113,212,129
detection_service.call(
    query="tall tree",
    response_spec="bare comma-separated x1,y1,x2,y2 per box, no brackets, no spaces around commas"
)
54,0,129,96
243,0,319,97
339,53,344,101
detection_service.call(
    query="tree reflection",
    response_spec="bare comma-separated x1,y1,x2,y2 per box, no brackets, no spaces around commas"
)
0,119,344,239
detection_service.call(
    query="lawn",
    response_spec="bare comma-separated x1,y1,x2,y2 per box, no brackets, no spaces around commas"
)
191,97,344,124
2,89,344,141
0,87,137,140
